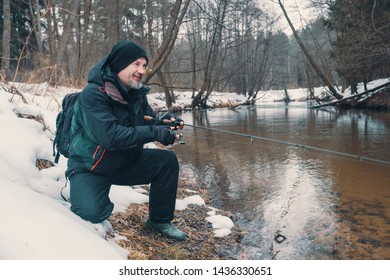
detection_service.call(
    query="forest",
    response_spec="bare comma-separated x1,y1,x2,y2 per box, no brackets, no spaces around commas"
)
1,0,390,109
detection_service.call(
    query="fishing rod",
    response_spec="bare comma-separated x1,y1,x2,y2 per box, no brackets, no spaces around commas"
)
144,116,390,166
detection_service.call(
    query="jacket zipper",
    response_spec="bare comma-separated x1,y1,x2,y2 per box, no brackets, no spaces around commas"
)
90,145,106,171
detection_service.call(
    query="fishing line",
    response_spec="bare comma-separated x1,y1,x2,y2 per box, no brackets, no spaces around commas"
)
183,123,390,166
144,116,390,166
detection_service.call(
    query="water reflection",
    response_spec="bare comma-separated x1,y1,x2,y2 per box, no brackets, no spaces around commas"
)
174,103,390,259
240,153,338,260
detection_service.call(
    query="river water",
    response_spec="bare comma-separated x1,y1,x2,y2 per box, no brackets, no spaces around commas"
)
173,102,390,260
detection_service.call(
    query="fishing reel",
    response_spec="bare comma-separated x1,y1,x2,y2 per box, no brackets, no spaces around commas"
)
163,119,185,144
177,133,185,144
144,115,185,144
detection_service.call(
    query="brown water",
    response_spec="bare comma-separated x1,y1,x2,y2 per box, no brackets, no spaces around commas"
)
173,103,390,260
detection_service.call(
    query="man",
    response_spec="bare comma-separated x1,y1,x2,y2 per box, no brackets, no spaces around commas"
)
66,40,186,241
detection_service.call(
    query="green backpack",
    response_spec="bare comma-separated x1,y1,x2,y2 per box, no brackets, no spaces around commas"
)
52,92,81,163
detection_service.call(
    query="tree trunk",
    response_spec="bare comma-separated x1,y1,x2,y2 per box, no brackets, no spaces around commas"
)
43,0,57,65
191,0,228,109
75,0,93,83
144,0,191,83
1,0,11,80
157,71,175,109
283,88,291,103
278,0,343,100
29,0,43,54
55,0,80,73
190,44,197,98
186,8,199,98
109,0,121,43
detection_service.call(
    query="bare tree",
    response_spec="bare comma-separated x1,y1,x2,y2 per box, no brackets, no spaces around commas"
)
43,0,58,66
277,0,343,100
185,3,204,97
55,1,80,73
28,0,44,54
144,0,191,82
325,0,390,93
74,0,94,85
1,0,11,80
191,0,230,109
143,0,191,110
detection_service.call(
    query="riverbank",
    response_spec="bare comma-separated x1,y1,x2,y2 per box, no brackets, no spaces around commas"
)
108,172,244,260
107,140,244,260
310,80,390,110
339,84,390,110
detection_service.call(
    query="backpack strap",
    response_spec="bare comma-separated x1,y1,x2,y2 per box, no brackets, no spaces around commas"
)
60,178,69,202
54,150,61,164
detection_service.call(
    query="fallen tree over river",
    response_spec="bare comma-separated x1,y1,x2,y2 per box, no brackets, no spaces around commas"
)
311,81,390,110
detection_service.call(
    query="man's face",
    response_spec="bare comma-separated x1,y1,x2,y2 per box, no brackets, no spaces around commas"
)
117,57,147,89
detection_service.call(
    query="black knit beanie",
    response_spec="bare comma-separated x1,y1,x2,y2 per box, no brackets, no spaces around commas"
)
108,40,149,74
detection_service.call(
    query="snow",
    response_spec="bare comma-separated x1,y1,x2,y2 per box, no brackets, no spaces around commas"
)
206,213,235,238
175,194,205,210
0,78,389,261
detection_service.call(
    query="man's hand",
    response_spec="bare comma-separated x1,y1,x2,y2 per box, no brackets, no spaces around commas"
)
160,114,184,130
155,126,176,145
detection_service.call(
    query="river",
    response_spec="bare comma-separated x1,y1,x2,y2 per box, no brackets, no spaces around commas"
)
173,102,390,260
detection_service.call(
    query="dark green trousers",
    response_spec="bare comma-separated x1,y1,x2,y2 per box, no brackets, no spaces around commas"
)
69,148,179,224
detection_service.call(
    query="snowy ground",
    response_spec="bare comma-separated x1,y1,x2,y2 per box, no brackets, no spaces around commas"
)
0,78,389,261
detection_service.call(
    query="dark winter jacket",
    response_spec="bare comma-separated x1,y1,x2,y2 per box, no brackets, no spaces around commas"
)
66,56,160,177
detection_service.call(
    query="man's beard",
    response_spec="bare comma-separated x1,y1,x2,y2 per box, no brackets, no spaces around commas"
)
128,80,143,89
